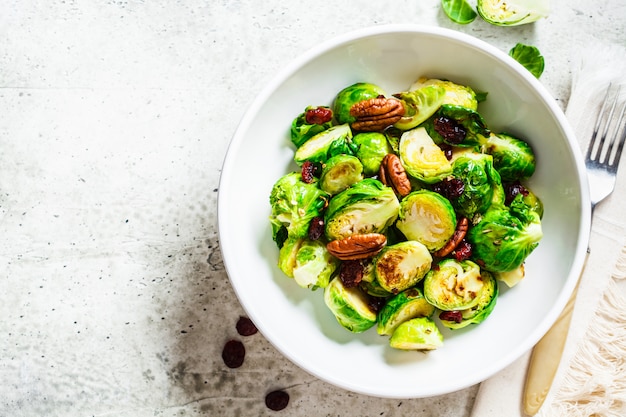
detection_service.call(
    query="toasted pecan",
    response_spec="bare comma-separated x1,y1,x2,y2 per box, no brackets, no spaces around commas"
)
434,217,469,258
379,153,412,197
327,233,387,260
349,97,405,132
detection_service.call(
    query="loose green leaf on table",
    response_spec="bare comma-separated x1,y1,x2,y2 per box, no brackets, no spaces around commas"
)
509,43,545,78
441,0,478,24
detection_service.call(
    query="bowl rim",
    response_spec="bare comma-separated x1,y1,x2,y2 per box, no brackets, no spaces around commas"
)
218,23,591,397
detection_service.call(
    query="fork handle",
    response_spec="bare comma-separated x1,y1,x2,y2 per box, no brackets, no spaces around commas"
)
522,251,589,415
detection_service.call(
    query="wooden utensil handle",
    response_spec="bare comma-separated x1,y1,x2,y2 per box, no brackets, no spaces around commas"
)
522,251,589,416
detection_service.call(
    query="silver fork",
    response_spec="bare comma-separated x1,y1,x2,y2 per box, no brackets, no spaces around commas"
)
523,83,626,416
586,83,626,214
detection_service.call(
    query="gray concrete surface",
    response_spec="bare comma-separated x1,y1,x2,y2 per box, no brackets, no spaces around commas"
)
1,1,624,416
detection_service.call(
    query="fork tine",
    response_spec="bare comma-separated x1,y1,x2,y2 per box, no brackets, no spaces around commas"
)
611,100,626,171
602,85,625,167
587,84,612,161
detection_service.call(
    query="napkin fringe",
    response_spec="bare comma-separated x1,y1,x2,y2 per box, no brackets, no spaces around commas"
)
539,247,626,416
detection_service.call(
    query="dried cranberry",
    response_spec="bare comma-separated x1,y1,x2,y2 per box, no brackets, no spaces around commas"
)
301,161,316,183
307,216,324,241
439,310,463,323
433,116,466,144
433,177,465,200
222,340,245,368
504,181,529,205
454,240,472,261
236,316,258,336
305,107,333,125
265,390,290,411
367,296,387,313
339,260,364,288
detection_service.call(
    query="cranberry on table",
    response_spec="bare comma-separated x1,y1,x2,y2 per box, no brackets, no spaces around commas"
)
221,339,245,368
265,389,290,411
236,316,258,336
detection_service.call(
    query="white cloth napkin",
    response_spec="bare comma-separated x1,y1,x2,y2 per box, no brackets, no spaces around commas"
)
470,42,626,417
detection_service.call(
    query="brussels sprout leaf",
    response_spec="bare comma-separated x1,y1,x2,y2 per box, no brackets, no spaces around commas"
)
442,0,478,24
509,43,545,78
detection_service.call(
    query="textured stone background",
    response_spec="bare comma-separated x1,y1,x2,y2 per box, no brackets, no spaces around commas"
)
1,1,624,416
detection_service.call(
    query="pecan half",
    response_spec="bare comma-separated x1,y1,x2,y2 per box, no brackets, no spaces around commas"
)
327,233,387,260
379,153,412,197
434,217,469,258
349,97,405,132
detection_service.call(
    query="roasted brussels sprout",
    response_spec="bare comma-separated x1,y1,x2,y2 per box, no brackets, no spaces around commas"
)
377,287,435,336
269,172,329,244
448,152,502,218
439,270,498,329
374,240,432,294
319,154,363,195
292,239,339,290
423,104,490,147
468,200,543,272
409,77,479,110
482,132,536,182
393,84,446,131
395,190,457,252
352,132,393,176
389,317,443,351
324,276,377,333
277,236,303,278
477,0,549,26
333,82,387,125
399,127,453,184
290,106,334,148
324,178,400,241
423,258,485,311
360,260,393,298
508,184,543,219
294,124,355,165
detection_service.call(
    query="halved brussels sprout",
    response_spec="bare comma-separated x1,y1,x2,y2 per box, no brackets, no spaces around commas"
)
377,287,435,336
399,127,453,184
352,132,393,176
439,270,498,330
319,154,363,195
449,152,502,218
468,203,542,272
482,132,536,182
423,258,485,311
325,178,400,241
292,239,340,290
324,276,377,333
374,241,432,294
389,317,443,351
477,0,549,26
360,260,393,298
409,77,479,110
269,172,329,244
395,190,457,252
333,82,387,125
423,104,491,147
277,237,303,278
290,106,334,148
294,124,354,165
393,84,446,131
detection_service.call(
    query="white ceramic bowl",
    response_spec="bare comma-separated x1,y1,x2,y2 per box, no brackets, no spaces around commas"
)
218,25,590,398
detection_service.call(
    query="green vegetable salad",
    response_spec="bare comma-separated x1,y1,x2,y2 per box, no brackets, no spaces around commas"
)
269,77,543,352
